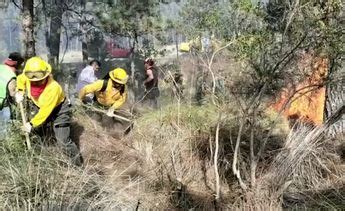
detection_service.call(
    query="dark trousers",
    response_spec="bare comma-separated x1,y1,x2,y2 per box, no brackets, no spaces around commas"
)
31,99,82,166
53,100,82,165
142,87,160,109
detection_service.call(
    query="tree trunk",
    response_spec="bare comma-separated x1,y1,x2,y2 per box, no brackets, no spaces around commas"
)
48,0,64,68
131,33,140,102
22,0,35,58
80,0,88,64
175,31,179,61
325,61,345,137
0,0,9,9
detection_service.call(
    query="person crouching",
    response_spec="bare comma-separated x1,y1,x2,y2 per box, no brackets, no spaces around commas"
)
16,57,82,166
79,68,128,116
78,68,129,134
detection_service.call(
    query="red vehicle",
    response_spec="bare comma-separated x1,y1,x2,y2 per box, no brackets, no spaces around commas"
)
106,40,133,58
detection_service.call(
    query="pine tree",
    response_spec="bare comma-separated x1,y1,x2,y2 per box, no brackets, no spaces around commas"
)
22,0,35,58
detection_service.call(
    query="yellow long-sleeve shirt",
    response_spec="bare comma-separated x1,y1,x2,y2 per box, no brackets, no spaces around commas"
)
16,73,27,92
79,79,127,109
17,74,65,127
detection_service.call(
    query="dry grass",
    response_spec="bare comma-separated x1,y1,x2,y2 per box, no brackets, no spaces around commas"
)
238,124,345,210
0,103,343,210
125,103,222,209
0,113,144,210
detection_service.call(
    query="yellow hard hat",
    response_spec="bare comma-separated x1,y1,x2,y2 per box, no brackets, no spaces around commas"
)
23,57,52,81
109,68,128,85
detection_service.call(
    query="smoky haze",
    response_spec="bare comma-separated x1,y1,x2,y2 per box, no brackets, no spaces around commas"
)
0,3,21,61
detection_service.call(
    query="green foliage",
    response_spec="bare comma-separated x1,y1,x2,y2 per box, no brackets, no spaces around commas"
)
266,0,343,58
234,30,272,60
180,0,342,99
179,0,222,38
137,103,219,133
96,0,162,38
178,0,265,40
234,0,255,13
0,127,28,156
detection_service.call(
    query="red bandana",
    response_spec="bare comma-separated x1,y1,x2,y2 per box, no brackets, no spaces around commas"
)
30,80,48,99
4,59,17,68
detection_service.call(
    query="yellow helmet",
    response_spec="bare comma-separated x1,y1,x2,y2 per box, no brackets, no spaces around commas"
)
109,68,128,85
23,57,52,81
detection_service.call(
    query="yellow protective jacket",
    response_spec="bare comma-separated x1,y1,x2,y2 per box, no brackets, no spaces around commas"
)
17,74,65,127
79,79,127,109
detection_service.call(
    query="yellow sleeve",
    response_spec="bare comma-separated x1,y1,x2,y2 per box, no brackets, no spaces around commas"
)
30,86,63,127
111,89,127,110
79,80,103,99
16,73,27,92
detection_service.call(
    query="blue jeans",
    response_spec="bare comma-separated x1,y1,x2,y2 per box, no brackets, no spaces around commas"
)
0,106,11,138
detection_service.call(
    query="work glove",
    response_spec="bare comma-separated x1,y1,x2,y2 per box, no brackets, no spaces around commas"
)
106,107,115,117
15,92,24,103
21,122,32,133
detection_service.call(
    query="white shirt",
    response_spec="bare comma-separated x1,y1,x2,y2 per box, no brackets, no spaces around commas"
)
76,65,97,92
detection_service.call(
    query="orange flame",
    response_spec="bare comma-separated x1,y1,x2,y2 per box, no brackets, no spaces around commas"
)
271,54,328,126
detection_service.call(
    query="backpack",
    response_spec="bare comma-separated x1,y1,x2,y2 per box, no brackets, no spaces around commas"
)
99,73,110,92
0,65,16,109
99,73,125,95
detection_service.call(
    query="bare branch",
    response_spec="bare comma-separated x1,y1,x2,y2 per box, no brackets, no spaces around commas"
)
232,120,248,190
283,0,300,38
271,33,307,74
214,114,221,200
11,0,22,10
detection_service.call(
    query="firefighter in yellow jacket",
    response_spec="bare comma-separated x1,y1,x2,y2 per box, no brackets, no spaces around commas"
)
79,68,128,116
15,57,82,165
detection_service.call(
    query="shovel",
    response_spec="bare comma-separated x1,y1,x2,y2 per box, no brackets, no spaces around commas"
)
19,102,31,150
